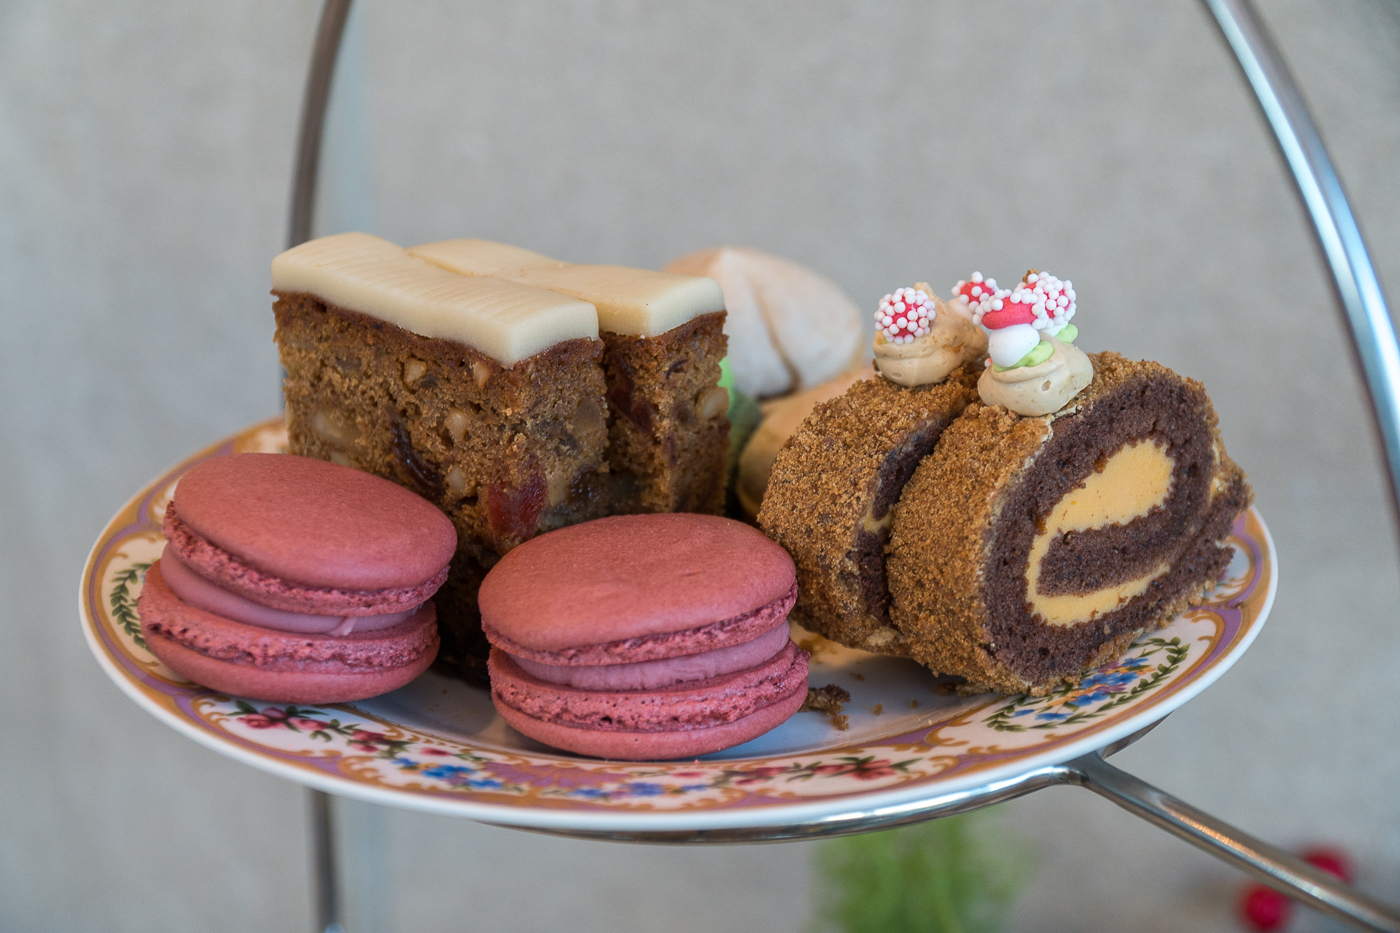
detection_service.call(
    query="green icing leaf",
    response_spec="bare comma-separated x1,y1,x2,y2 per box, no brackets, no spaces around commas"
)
718,356,737,391
719,357,762,515
810,809,1034,933
993,339,1054,373
1055,323,1078,344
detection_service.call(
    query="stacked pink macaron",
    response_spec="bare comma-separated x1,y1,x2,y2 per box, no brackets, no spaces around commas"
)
138,453,456,703
481,513,810,760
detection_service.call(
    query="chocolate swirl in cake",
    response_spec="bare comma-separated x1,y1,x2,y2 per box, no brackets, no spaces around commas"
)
887,352,1251,695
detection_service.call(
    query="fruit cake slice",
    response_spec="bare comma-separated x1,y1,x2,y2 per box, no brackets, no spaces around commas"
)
272,232,609,680
410,239,729,515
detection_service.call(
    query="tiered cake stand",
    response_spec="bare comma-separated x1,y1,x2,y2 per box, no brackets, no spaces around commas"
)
82,2,1400,930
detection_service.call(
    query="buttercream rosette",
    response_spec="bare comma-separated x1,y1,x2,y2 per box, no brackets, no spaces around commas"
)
872,284,987,387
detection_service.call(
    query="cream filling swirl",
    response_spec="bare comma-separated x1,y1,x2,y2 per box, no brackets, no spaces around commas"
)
1024,440,1175,627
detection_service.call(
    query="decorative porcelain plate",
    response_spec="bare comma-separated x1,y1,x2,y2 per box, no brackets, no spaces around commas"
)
81,417,1275,834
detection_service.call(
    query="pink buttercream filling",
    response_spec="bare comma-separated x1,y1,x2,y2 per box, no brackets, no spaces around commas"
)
512,622,791,691
158,547,416,635
489,640,810,733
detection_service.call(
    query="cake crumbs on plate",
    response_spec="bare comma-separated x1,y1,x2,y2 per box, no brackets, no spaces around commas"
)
800,684,852,730
872,703,883,715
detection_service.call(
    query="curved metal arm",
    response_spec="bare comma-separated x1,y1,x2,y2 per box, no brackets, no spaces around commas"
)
287,0,354,250
1072,753,1400,932
308,788,345,933
1191,2,1399,926
1202,0,1400,523
290,10,355,932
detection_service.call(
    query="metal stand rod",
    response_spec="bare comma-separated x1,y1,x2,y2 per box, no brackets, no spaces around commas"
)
1071,753,1400,932
1201,0,1400,522
308,789,345,933
288,0,354,251
289,4,354,933
1187,3,1400,925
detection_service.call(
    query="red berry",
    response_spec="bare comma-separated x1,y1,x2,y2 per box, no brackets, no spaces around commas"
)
1301,847,1354,885
1240,884,1292,931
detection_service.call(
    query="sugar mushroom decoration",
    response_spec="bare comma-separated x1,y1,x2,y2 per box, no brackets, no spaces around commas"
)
949,272,998,323
871,282,988,388
972,269,1093,417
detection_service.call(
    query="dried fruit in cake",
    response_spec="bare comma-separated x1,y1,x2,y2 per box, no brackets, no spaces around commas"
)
409,238,730,516
138,453,455,703
888,352,1251,695
480,514,809,760
271,233,612,682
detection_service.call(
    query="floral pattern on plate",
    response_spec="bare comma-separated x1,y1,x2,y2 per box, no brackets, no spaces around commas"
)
80,417,1274,827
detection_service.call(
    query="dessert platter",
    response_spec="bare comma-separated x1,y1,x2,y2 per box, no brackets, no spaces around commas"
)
81,415,1274,834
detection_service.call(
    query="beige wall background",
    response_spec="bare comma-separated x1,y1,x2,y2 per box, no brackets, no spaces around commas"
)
2,2,1398,931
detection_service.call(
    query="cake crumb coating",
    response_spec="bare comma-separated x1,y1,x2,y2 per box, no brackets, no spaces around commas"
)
758,365,980,655
888,352,1251,696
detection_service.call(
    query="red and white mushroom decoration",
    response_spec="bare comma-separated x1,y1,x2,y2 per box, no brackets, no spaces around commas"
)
949,272,999,322
874,286,936,345
968,270,1077,369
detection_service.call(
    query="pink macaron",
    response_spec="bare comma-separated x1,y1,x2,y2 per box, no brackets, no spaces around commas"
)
480,513,809,760
138,453,456,703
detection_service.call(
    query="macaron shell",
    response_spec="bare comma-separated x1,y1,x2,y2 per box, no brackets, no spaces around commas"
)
484,583,797,667
488,641,809,733
512,621,793,691
171,453,457,591
159,544,415,634
138,561,438,703
165,507,449,616
494,680,808,761
479,514,797,652
144,629,437,705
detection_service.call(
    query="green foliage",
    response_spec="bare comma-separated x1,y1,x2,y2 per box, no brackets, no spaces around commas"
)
719,356,764,516
109,561,152,649
811,810,1033,933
